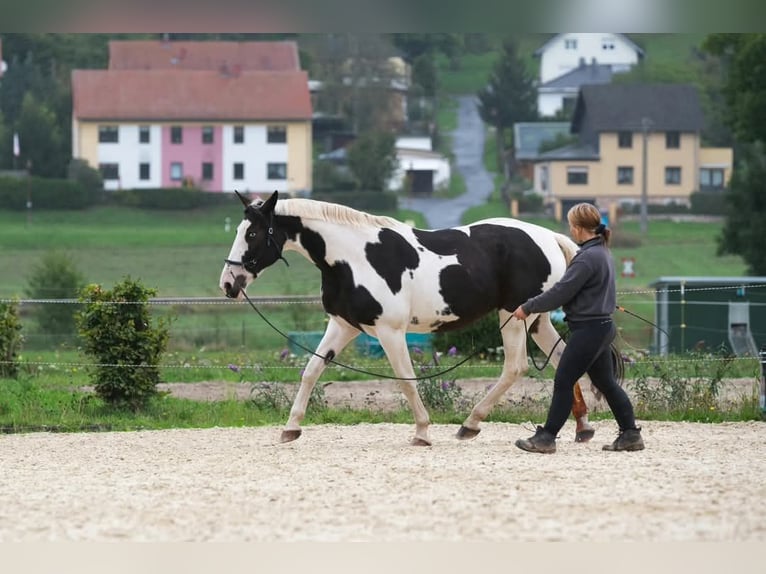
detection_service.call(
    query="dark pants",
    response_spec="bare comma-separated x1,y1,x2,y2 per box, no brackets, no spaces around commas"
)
543,318,637,436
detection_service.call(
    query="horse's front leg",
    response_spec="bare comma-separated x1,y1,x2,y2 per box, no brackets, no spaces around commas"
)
458,311,527,440
281,317,359,443
375,327,432,446
528,314,595,443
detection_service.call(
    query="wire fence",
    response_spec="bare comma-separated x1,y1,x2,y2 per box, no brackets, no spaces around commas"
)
2,283,766,377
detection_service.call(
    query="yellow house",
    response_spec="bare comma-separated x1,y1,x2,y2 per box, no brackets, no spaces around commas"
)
533,83,733,220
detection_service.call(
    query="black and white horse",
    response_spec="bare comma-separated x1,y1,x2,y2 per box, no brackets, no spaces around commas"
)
220,191,594,446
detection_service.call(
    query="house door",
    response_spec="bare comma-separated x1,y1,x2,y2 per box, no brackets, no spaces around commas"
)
408,170,434,194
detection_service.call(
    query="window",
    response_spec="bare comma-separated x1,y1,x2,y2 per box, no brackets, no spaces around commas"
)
700,168,725,190
267,162,287,180
665,166,681,185
666,131,680,149
202,126,214,144
139,163,150,180
202,162,214,181
564,39,577,50
99,163,119,180
171,126,183,144
233,162,244,180
617,166,634,185
618,131,633,148
233,126,244,144
139,126,150,144
566,167,588,185
98,126,119,143
170,162,183,181
267,126,287,143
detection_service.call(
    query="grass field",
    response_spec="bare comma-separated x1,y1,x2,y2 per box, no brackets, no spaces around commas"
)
1,200,747,354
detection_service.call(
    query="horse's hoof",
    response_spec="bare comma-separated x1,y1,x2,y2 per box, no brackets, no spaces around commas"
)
575,428,595,443
410,437,432,447
280,429,302,443
456,426,481,440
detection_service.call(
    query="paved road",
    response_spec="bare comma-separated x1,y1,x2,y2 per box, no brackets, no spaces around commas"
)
403,95,495,229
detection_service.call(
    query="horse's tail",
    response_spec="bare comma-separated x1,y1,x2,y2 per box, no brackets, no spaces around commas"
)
554,232,579,267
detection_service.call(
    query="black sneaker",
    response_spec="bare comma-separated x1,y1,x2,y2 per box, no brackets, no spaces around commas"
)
515,426,556,454
602,427,645,452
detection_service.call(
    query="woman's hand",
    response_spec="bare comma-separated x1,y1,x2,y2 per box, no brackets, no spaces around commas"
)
512,305,529,321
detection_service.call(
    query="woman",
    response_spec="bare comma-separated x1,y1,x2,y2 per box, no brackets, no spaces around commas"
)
511,203,644,454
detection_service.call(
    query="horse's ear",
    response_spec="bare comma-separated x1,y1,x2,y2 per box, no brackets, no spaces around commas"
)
233,189,250,208
261,190,278,214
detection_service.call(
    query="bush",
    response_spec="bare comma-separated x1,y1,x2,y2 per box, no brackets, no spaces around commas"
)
0,300,23,378
110,188,234,210
0,176,100,210
432,314,503,356
77,277,171,410
690,191,727,215
24,251,86,338
67,159,104,199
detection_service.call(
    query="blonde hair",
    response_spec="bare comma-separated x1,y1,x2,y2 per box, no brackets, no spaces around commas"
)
567,202,611,246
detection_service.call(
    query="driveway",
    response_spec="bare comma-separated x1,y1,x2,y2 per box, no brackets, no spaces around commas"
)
403,95,495,229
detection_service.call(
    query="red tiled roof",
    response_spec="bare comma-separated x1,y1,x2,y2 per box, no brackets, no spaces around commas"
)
108,40,300,72
72,69,312,121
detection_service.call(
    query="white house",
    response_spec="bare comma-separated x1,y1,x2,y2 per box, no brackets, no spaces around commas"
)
533,33,644,85
388,136,451,195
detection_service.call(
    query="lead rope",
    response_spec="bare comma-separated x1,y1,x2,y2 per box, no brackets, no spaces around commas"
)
236,273,490,382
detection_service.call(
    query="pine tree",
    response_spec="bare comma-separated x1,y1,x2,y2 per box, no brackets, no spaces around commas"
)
477,37,538,178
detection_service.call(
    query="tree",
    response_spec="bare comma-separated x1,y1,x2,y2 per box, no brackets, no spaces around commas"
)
16,92,67,177
347,131,397,191
716,142,766,274
477,37,538,178
703,34,766,273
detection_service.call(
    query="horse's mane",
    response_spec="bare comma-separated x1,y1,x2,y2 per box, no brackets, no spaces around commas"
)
273,198,402,229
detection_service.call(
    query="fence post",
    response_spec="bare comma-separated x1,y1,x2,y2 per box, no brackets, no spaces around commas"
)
760,345,766,419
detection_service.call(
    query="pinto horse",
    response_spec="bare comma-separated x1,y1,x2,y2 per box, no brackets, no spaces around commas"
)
220,191,596,446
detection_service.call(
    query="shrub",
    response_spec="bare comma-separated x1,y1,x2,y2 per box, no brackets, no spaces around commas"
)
0,176,99,210
77,277,171,410
432,314,503,356
690,191,727,215
24,251,86,338
0,300,24,378
110,188,233,210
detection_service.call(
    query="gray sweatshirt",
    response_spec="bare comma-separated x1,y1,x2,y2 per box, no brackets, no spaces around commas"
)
521,237,616,321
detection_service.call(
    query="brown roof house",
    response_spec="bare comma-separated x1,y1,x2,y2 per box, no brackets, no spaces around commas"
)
532,83,733,220
72,40,313,194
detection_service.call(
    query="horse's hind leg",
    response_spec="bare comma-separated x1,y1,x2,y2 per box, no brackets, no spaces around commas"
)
458,311,527,439
528,314,595,442
281,317,359,443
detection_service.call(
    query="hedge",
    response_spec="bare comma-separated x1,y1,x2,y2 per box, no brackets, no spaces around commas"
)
0,177,100,210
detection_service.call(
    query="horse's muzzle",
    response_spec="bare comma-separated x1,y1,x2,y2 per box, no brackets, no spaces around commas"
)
223,274,248,299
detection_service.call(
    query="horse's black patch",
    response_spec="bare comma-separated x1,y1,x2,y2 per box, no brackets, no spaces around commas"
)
415,225,552,332
320,261,383,328
365,229,420,294
323,349,335,365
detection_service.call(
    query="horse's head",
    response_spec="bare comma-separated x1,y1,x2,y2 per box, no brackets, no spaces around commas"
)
219,190,288,300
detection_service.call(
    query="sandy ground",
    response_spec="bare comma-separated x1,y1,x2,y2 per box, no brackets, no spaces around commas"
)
1,378,764,542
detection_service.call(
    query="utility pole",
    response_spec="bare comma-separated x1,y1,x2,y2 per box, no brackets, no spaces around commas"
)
640,117,652,235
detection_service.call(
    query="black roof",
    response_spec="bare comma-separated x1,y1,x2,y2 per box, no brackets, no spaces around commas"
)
571,84,704,133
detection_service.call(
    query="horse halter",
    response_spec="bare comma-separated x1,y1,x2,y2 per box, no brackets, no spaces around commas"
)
224,212,290,273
